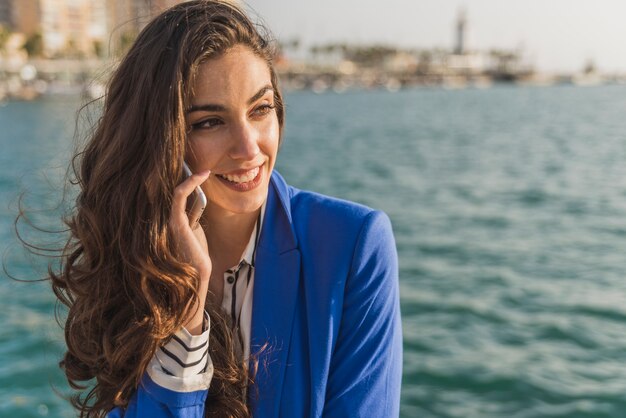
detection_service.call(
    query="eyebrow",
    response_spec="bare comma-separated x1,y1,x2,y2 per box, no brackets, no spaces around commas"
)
187,85,274,114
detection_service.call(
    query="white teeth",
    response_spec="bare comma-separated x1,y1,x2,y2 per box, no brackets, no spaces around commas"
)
218,167,259,183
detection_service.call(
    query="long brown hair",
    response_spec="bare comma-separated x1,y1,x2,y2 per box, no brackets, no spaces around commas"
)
51,1,284,416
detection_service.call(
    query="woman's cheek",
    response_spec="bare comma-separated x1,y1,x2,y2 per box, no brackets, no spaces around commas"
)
263,118,280,145
186,136,222,170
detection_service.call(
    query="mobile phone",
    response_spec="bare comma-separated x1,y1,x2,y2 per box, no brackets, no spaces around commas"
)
182,161,207,230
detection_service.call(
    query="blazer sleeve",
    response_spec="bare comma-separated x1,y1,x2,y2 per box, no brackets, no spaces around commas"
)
107,374,208,418
107,316,213,418
322,210,403,417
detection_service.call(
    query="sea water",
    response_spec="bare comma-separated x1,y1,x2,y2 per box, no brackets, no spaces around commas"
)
3,85,626,417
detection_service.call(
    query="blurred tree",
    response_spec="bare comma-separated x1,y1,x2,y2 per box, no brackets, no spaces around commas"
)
22,32,43,57
344,45,397,67
583,59,596,75
66,37,78,58
417,50,433,75
0,25,10,51
277,38,299,60
118,31,137,56
93,40,104,58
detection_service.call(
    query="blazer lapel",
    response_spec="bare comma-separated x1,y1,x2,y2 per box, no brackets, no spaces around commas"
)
249,172,301,417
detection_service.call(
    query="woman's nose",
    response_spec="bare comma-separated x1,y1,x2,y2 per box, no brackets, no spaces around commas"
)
229,121,260,160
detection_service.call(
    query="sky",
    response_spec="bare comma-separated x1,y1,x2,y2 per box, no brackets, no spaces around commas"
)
247,0,626,73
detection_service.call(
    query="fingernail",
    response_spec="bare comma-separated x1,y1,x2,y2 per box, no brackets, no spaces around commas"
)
199,169,211,177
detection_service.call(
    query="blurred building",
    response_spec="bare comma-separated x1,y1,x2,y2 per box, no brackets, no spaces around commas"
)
0,0,188,58
106,0,183,54
0,0,40,36
39,0,104,57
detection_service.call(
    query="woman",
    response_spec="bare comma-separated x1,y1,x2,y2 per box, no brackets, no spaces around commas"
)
53,1,402,417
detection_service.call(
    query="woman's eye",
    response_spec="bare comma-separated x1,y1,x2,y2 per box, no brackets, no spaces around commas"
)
191,117,223,130
252,103,276,117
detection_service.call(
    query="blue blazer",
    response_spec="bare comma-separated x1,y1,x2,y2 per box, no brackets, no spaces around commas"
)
110,171,402,417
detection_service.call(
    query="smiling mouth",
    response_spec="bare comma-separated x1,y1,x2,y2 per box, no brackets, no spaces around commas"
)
216,166,260,184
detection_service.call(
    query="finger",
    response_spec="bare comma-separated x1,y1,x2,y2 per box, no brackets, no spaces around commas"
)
172,170,210,217
174,169,210,201
179,169,211,193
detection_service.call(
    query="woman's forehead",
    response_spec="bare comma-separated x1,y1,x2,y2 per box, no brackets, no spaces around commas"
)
191,46,272,104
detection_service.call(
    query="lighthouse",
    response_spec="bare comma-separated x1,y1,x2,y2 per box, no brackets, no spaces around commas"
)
454,8,467,55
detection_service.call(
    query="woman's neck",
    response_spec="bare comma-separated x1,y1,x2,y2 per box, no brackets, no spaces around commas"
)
202,203,260,268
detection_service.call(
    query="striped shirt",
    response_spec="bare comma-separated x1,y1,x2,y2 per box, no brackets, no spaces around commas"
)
147,205,264,392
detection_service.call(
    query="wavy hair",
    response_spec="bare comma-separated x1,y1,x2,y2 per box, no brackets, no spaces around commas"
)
50,1,284,416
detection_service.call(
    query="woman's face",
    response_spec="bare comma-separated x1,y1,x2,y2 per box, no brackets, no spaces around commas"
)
185,45,280,218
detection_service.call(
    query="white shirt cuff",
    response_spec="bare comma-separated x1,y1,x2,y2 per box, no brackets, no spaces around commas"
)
146,311,213,392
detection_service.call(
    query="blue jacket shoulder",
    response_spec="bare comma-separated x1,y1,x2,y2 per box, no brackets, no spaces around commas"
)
291,186,377,229
277,177,394,276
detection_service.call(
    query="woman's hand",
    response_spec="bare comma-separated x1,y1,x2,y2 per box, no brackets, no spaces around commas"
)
169,169,212,334
169,169,212,280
